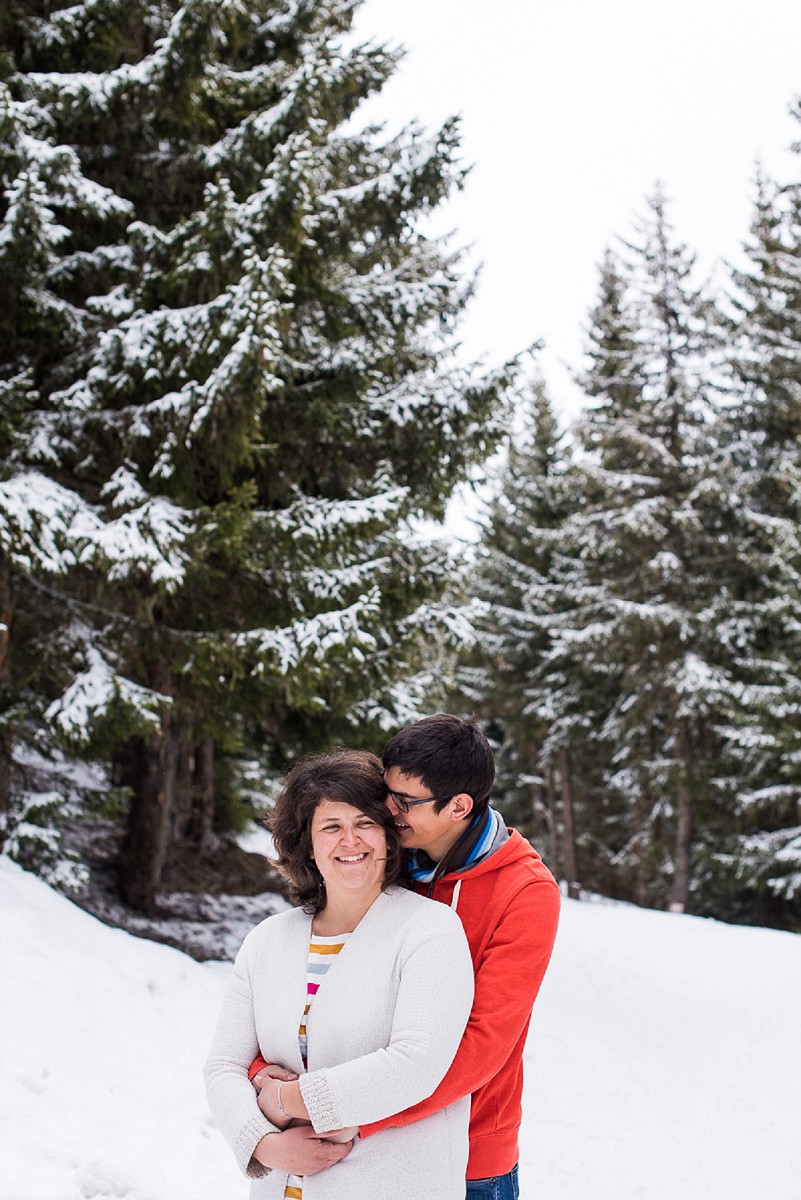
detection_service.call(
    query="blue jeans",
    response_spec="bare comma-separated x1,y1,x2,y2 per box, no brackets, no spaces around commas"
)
466,1164,519,1200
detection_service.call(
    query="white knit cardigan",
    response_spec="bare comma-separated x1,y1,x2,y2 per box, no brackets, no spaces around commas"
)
204,885,474,1200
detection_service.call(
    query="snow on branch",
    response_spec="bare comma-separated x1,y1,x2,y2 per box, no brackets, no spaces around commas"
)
204,71,298,169
16,133,134,220
0,165,69,255
669,652,736,718
270,487,408,542
399,598,485,649
236,587,383,675
54,249,289,428
348,669,444,732
301,556,391,601
371,360,510,434
45,643,170,745
0,471,87,573
72,496,192,587
100,466,149,509
0,470,191,586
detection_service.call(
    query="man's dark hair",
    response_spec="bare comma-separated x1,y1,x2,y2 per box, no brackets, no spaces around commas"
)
382,714,495,817
268,749,403,912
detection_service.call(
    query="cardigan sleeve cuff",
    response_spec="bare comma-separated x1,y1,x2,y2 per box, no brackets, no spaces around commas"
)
236,1112,280,1179
298,1070,341,1133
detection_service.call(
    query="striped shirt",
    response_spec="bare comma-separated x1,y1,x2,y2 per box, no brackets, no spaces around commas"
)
284,932,350,1200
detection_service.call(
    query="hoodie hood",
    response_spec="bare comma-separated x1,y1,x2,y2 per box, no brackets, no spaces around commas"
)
416,823,552,905
449,822,542,880
407,807,509,884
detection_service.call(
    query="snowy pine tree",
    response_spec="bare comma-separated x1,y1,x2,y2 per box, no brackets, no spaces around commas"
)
568,192,738,912
714,151,801,925
0,38,138,882
1,0,512,909
458,380,591,895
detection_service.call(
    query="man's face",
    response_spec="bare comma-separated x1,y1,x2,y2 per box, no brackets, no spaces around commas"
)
383,766,471,861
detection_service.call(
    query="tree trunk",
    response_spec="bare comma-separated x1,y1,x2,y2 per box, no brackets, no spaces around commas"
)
118,720,178,913
558,747,580,899
193,738,216,855
169,734,216,865
0,554,12,834
169,727,194,858
634,768,651,908
525,744,551,855
544,761,559,874
668,717,693,913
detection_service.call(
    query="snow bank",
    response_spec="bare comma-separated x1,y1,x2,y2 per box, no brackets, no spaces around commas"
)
0,859,242,1200
1,858,799,1200
524,896,801,1199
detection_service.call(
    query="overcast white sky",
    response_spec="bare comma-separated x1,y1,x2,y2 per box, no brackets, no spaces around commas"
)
353,0,801,423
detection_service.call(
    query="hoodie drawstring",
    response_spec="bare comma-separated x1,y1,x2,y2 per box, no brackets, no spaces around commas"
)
451,879,462,911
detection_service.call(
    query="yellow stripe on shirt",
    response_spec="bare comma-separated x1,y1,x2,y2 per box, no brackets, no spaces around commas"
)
284,932,350,1200
308,941,348,954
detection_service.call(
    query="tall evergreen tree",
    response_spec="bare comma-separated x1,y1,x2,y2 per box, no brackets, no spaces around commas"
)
568,191,737,912
0,0,512,909
458,379,590,895
0,37,138,877
716,150,801,924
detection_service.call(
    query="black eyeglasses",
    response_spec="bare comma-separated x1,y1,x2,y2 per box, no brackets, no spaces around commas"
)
380,770,455,814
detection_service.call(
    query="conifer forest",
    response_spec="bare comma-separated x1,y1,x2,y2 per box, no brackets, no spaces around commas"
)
1,0,799,931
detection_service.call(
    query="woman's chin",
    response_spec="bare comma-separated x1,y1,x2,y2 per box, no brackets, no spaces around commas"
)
323,869,383,898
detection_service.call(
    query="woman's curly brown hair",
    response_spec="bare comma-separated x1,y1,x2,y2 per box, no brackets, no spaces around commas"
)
267,749,404,913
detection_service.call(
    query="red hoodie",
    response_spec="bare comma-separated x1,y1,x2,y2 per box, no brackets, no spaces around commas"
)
360,829,560,1180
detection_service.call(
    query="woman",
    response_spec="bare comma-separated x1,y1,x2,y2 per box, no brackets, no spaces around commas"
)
204,749,474,1200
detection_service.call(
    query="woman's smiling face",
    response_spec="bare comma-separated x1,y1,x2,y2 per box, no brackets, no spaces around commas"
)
310,799,388,901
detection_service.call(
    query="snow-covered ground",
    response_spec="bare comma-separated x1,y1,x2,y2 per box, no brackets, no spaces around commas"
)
1,857,799,1200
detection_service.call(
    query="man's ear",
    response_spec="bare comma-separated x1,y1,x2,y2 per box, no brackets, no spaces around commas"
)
450,792,474,821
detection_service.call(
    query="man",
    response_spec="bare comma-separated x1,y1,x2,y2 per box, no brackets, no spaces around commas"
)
252,714,560,1196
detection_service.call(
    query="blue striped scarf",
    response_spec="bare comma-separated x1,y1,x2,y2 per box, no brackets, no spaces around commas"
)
407,807,499,884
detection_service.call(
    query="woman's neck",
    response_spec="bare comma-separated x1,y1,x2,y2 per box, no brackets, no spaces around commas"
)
313,886,382,936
